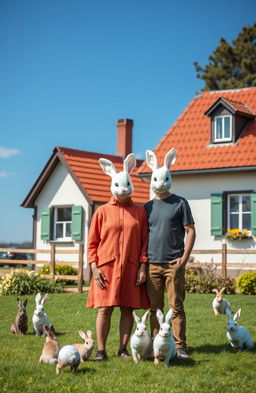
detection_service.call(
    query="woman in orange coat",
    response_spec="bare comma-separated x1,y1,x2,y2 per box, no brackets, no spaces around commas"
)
86,153,149,361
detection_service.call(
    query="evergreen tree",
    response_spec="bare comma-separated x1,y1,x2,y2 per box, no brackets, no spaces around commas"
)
194,23,256,90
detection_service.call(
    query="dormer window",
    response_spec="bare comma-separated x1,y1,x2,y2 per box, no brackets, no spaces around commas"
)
205,96,255,145
214,115,232,142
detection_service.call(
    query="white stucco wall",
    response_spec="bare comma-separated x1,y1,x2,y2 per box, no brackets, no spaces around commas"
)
149,170,256,269
34,162,91,278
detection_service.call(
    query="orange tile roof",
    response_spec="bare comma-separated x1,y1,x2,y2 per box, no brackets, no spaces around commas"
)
58,147,149,204
138,87,256,173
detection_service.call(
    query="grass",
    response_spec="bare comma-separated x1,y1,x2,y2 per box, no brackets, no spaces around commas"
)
0,292,255,393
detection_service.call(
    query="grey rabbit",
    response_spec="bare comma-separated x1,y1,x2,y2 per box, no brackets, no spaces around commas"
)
10,298,28,335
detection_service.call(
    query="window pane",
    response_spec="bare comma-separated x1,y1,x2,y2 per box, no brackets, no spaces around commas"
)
242,195,251,212
216,118,222,139
57,207,72,221
242,214,251,230
56,223,63,238
229,196,239,212
66,223,71,237
224,117,231,139
230,214,239,229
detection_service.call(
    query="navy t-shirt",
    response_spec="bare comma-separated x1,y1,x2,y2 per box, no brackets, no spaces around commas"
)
144,194,194,263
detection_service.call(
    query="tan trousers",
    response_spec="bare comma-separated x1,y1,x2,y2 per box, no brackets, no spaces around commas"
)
146,263,186,349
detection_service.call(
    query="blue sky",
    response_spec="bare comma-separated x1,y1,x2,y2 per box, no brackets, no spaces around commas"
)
0,0,255,243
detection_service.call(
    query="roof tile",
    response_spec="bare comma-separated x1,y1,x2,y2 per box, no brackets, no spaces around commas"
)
138,87,256,173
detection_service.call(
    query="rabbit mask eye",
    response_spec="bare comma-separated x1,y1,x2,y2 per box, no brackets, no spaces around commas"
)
153,177,157,181
127,181,130,186
115,182,119,187
165,177,169,181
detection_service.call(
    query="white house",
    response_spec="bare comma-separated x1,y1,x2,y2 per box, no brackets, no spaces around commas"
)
138,87,256,277
22,119,149,280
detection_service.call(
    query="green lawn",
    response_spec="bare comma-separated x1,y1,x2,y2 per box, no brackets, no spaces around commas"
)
0,292,255,393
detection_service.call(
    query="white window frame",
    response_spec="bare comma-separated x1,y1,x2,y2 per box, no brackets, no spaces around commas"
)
214,115,232,142
227,193,251,232
54,207,72,241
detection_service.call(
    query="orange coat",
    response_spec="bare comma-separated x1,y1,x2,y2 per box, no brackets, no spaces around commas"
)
86,197,149,309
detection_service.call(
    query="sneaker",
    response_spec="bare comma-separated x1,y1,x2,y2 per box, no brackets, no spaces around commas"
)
117,348,132,359
176,348,190,359
93,349,108,362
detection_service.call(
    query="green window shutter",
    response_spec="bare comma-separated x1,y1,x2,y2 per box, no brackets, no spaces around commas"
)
211,193,223,236
41,207,51,241
251,192,256,235
71,206,83,241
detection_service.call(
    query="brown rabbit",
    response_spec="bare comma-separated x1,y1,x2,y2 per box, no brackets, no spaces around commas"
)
39,324,60,364
10,298,28,335
72,330,94,362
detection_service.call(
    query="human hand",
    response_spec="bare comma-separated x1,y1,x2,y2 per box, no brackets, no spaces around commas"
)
92,267,107,289
136,264,146,286
169,255,188,268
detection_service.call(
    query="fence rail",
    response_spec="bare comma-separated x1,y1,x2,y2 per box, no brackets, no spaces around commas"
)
1,242,256,289
0,244,84,292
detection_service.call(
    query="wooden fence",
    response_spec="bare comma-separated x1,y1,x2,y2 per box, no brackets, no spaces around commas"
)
0,244,84,293
1,242,256,292
191,242,256,279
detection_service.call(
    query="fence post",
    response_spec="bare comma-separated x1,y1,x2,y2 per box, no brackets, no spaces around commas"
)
78,243,84,293
50,243,56,280
221,239,227,279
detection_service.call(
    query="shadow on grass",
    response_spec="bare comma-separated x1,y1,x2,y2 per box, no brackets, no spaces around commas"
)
190,343,245,354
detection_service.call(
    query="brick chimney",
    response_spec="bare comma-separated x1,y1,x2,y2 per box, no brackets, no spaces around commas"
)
116,118,133,157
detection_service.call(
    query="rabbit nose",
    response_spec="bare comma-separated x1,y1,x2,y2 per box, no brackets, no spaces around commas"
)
159,183,164,188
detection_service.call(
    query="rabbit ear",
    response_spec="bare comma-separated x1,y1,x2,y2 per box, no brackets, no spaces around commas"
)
41,294,49,305
79,330,87,340
141,310,149,325
156,309,164,325
220,287,225,294
165,309,173,324
35,293,41,305
146,150,158,171
164,148,176,169
132,311,140,324
99,158,117,177
123,153,136,174
86,330,92,339
50,324,56,335
44,325,51,335
234,309,241,321
225,308,232,317
212,289,218,294
23,299,28,307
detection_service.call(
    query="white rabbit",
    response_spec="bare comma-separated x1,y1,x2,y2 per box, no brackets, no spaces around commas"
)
130,310,152,363
72,330,94,362
56,345,80,374
225,308,254,350
32,293,51,336
212,287,231,315
153,309,176,367
99,153,136,197
39,324,60,364
146,149,176,194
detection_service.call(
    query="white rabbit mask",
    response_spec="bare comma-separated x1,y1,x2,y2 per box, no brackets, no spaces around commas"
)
99,153,136,198
146,148,176,194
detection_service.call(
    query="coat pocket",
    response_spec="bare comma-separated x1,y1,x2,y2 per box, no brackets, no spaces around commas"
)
97,256,116,267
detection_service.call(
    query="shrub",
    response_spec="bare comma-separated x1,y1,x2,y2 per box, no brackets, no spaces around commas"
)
185,263,236,294
0,269,65,295
236,272,256,295
38,264,78,284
